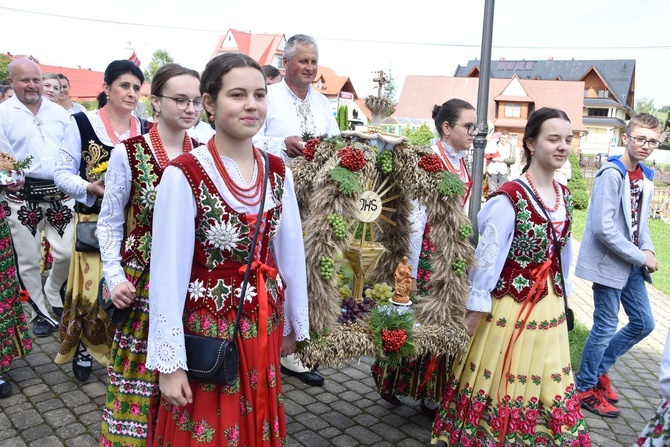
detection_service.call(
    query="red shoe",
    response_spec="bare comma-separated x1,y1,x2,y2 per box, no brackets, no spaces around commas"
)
578,388,619,418
596,372,619,403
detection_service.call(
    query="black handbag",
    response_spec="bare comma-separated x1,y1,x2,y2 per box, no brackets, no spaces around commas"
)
184,150,269,385
75,221,99,253
515,179,574,331
98,264,149,326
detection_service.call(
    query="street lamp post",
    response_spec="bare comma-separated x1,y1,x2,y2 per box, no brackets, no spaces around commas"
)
468,0,496,245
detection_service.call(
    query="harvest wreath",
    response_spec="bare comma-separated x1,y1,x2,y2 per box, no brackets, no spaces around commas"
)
291,130,474,369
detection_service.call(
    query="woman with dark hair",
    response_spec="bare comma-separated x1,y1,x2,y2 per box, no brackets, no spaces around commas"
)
146,52,309,446
373,98,477,415
431,108,590,445
97,62,201,447
54,60,145,382
56,74,87,114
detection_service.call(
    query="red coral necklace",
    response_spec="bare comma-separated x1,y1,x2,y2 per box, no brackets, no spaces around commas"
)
207,139,263,206
149,125,192,169
526,172,561,212
98,106,138,146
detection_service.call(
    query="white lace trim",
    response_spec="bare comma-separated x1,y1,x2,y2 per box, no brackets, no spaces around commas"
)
146,310,187,373
474,224,500,271
466,287,492,312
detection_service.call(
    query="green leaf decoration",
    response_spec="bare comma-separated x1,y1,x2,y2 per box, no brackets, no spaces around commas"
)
328,166,361,196
437,170,465,199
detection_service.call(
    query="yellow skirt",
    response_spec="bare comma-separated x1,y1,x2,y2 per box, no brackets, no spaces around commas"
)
432,287,591,446
55,213,114,366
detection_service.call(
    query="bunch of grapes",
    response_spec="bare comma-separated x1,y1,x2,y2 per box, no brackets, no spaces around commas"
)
458,224,473,240
381,328,408,352
303,138,320,161
338,147,367,171
452,257,467,276
378,150,393,174
418,154,444,173
365,282,394,302
327,214,347,240
320,256,334,280
339,284,352,298
338,296,376,324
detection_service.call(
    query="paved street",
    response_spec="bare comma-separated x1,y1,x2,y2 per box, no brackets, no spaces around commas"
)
0,240,666,446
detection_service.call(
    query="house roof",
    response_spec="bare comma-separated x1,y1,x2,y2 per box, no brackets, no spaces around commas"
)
211,29,284,65
312,66,358,98
582,116,627,127
453,58,635,109
394,75,586,132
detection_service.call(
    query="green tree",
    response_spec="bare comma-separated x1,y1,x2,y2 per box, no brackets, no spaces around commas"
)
635,96,656,114
567,150,589,209
403,122,434,146
382,69,398,118
0,54,11,84
336,105,349,131
142,49,174,83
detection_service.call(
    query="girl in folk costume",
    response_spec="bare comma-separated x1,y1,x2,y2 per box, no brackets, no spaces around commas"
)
54,60,146,381
146,53,309,446
432,108,591,446
0,130,32,399
373,99,476,414
98,64,201,447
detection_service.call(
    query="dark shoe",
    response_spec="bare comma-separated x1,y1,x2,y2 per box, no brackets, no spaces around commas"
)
52,307,63,319
72,344,92,382
420,400,438,417
32,317,55,337
578,388,619,418
379,391,402,406
0,381,11,398
280,365,325,386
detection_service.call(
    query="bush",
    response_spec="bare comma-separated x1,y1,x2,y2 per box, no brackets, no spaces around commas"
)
567,151,589,209
571,188,589,210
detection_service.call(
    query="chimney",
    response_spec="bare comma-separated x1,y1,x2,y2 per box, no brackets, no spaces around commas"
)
548,56,554,61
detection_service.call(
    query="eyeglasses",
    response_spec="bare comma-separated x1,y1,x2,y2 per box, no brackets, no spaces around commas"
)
453,122,484,136
626,134,661,149
157,95,203,111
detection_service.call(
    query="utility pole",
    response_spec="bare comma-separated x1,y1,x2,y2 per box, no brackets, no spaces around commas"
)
468,0,495,245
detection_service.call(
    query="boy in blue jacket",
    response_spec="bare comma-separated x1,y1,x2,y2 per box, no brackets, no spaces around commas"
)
575,113,662,417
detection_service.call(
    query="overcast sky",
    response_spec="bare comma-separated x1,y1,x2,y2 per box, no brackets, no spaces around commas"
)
1,0,668,108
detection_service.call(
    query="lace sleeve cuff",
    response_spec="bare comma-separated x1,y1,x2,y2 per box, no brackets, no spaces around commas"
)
466,288,491,313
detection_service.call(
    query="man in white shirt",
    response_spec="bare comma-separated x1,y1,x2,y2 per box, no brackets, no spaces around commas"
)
485,130,516,192
254,34,340,161
255,34,339,386
0,58,74,337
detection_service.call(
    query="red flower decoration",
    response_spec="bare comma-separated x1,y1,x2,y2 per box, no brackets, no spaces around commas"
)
303,138,320,161
381,328,407,352
418,154,444,172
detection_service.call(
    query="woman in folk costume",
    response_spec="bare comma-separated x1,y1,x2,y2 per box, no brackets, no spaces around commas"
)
98,63,201,447
432,108,590,446
146,53,309,446
0,130,32,398
373,99,476,415
54,60,146,381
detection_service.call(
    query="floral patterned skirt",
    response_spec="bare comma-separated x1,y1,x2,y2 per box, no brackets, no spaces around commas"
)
153,304,287,447
635,399,670,446
372,354,452,403
55,213,114,366
432,288,591,446
100,264,158,447
0,211,32,374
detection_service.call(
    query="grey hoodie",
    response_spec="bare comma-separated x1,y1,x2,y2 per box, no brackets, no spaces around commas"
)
575,160,654,289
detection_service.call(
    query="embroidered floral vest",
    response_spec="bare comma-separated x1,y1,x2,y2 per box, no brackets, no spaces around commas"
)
170,152,286,318
73,112,112,214
489,181,572,303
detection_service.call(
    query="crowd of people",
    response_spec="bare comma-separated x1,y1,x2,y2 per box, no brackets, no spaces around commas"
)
0,32,667,447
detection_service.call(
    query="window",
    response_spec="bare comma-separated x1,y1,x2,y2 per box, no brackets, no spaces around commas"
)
587,108,608,117
598,90,610,98
277,58,284,69
505,103,521,118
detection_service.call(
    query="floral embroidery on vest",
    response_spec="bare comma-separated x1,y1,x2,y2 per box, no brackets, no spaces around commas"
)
490,182,572,303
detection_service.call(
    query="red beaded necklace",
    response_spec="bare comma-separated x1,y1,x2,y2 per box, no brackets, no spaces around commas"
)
526,172,561,212
149,125,193,169
98,106,138,146
207,138,263,206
